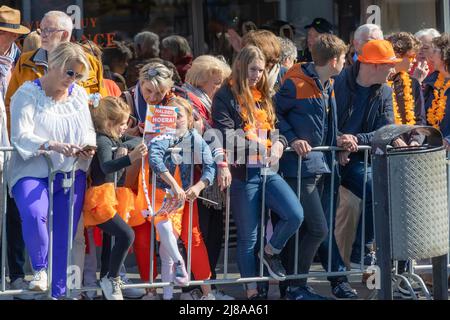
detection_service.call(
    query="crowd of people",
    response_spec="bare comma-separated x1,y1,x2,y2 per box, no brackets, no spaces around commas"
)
0,4,449,301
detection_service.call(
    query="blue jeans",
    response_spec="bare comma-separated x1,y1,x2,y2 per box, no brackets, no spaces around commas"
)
230,169,304,290
340,161,374,261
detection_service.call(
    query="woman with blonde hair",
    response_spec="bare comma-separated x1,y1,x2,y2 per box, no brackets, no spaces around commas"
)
8,42,96,298
211,45,304,300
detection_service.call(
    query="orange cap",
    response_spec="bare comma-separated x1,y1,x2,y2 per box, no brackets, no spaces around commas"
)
358,40,403,64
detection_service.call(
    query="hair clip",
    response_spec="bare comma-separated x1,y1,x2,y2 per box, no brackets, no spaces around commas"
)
148,68,159,78
88,93,102,108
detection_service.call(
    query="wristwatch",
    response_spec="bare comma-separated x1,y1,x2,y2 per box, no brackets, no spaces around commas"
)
43,141,51,151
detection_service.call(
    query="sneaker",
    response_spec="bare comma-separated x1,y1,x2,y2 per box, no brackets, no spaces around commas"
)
29,269,48,292
200,293,216,300
211,289,235,300
10,278,34,300
350,251,377,270
286,285,333,300
173,260,189,286
392,279,420,300
100,276,123,300
180,288,203,300
120,275,145,299
259,251,286,281
331,282,358,299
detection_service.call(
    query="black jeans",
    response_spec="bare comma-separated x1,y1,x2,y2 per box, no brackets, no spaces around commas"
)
198,200,224,283
273,176,328,292
6,195,26,282
98,214,135,279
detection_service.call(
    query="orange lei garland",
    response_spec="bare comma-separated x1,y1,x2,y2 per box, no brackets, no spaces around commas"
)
241,88,274,148
427,73,450,129
387,72,416,125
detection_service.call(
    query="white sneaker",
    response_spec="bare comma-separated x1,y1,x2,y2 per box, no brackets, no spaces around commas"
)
141,291,161,300
100,276,123,300
179,288,202,300
211,289,235,300
200,293,216,300
120,275,145,299
10,278,35,300
29,269,48,292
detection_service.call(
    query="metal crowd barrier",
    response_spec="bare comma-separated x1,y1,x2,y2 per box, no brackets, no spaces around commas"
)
1,144,449,299
0,147,80,299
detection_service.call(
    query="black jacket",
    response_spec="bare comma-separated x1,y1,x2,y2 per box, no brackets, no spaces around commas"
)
211,83,288,181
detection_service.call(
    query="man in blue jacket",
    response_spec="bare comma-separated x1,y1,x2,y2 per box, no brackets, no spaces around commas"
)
274,34,357,299
334,40,398,272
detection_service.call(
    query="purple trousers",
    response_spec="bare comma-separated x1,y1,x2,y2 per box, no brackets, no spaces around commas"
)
12,170,86,298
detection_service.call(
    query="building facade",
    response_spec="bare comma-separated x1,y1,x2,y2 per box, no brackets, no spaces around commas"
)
4,0,450,57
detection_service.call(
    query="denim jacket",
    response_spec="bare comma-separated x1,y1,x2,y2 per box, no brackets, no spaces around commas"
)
149,129,216,190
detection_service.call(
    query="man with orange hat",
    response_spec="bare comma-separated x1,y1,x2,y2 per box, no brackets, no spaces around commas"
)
333,39,399,275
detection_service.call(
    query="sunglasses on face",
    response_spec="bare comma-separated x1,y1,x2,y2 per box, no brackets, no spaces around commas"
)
65,69,84,81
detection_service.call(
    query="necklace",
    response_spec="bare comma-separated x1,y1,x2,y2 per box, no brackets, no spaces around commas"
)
387,72,416,125
427,72,450,129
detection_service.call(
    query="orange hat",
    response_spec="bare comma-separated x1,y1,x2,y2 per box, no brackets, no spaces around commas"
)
358,40,402,64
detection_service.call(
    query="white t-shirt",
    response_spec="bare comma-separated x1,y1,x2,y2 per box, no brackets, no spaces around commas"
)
8,80,96,189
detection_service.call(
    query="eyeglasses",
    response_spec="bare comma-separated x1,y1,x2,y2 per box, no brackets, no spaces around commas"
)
38,28,65,37
65,69,84,81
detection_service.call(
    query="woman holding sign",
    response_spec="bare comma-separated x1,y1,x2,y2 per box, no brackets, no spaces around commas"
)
212,45,304,300
129,63,215,300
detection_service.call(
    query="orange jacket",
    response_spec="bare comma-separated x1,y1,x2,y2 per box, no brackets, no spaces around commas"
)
5,48,108,134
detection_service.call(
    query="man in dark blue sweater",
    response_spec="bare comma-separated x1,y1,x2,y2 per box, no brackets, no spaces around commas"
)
334,40,398,273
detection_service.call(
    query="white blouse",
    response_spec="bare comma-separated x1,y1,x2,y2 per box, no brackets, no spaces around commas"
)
8,81,96,189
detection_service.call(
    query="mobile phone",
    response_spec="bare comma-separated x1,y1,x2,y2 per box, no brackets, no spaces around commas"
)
81,145,97,153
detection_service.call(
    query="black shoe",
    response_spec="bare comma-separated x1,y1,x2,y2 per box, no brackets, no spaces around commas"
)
332,282,358,299
287,286,334,300
259,251,286,281
248,293,267,300
350,251,377,270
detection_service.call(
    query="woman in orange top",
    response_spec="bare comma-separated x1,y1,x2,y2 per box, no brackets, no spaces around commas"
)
84,96,148,300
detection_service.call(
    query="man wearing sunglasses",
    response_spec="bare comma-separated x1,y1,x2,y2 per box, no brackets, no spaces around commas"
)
5,10,107,131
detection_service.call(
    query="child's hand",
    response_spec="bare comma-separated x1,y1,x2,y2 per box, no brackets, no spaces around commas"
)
115,147,128,159
171,183,186,202
129,143,148,162
185,184,202,202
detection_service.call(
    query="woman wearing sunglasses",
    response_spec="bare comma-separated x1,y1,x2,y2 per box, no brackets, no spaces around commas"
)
8,42,96,299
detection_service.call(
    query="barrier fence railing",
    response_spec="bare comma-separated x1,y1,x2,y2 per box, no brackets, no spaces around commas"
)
1,145,449,299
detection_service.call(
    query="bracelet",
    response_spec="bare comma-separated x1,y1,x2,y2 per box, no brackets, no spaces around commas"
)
217,162,228,168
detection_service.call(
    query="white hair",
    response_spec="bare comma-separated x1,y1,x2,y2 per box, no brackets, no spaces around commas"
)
414,28,441,40
134,31,160,59
278,37,298,63
354,24,384,42
43,11,74,34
